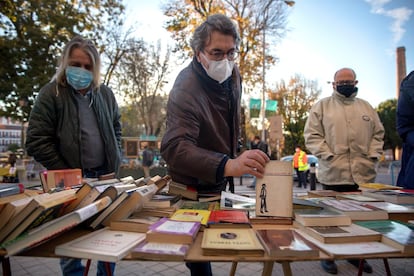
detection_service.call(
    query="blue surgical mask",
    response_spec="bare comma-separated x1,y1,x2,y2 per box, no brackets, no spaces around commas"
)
65,66,93,90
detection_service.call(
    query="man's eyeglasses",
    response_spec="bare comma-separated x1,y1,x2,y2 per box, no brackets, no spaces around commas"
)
203,49,239,61
334,80,356,86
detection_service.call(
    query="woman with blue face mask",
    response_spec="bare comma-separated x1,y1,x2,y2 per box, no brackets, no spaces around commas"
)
26,35,122,276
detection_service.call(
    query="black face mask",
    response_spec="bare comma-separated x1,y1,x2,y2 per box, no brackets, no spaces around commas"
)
336,85,358,97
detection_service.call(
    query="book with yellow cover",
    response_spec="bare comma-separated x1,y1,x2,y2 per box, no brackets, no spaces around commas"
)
170,208,211,226
201,228,264,256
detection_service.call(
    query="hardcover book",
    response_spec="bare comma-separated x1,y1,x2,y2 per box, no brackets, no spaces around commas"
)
146,217,201,244
201,228,264,256
354,220,414,254
296,229,400,258
255,161,293,218
248,210,293,225
2,196,112,256
319,199,389,221
55,227,146,262
207,210,251,228
0,196,33,231
294,208,352,227
293,221,381,244
307,190,339,198
256,229,320,257
131,241,189,261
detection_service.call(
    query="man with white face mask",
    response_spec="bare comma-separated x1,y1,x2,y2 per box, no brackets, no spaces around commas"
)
161,14,269,276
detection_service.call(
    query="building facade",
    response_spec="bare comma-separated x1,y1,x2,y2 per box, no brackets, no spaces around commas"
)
0,117,24,153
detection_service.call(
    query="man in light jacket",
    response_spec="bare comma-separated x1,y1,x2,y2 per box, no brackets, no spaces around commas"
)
304,67,384,274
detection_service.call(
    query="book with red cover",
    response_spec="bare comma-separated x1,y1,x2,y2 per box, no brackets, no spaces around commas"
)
207,210,251,228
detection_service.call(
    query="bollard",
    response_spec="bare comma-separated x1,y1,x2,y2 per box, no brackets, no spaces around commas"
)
309,162,316,190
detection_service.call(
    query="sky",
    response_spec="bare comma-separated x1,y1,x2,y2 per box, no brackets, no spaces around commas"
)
123,0,413,108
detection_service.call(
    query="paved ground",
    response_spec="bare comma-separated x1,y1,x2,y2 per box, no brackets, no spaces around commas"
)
2,169,413,276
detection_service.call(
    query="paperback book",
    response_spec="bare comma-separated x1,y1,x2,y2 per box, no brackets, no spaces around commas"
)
146,217,201,244
293,221,381,244
131,241,189,261
293,208,352,227
170,208,211,226
255,161,293,218
201,228,264,256
256,229,320,257
354,220,414,254
295,229,401,257
319,199,389,221
207,210,251,228
55,227,146,262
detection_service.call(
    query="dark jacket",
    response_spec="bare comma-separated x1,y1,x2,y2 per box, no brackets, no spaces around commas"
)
161,58,242,193
25,81,122,175
397,71,414,189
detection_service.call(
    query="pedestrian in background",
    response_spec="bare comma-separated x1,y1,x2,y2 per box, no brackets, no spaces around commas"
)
396,70,414,189
304,67,384,274
142,145,154,178
26,35,122,276
248,135,269,188
292,145,308,188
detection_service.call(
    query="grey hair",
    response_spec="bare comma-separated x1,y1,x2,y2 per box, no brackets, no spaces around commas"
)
52,36,101,89
334,67,357,80
190,14,241,54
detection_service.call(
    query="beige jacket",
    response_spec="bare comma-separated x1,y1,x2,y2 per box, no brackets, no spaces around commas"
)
304,91,384,185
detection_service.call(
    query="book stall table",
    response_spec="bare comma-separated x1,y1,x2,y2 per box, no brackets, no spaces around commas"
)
1,224,413,276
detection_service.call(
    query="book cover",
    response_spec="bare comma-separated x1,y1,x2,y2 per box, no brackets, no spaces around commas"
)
146,217,201,244
362,190,414,204
131,240,189,261
207,210,251,228
358,183,402,191
293,197,324,210
295,229,400,258
170,208,211,226
180,200,220,211
255,161,293,218
294,208,352,227
354,220,414,254
44,169,82,192
55,227,146,262
0,183,24,198
335,193,382,202
3,196,112,256
319,199,389,221
201,228,264,256
256,229,320,257
293,221,381,244
360,201,414,222
220,191,255,210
